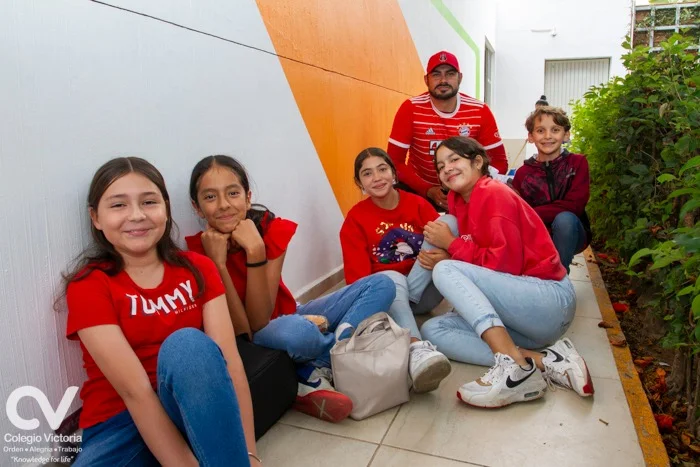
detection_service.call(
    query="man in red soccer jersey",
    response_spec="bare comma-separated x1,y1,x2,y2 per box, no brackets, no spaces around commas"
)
388,51,508,210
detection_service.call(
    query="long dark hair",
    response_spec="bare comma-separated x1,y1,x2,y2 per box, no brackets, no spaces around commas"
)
353,147,397,189
434,137,491,177
189,155,275,236
56,157,204,310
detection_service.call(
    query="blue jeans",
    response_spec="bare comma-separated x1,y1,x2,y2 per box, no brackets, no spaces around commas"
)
377,214,459,339
421,261,576,366
74,328,249,467
253,274,395,368
379,270,443,340
405,214,577,366
551,211,587,274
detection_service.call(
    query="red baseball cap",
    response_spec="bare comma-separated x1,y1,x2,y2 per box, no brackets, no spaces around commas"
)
426,51,460,74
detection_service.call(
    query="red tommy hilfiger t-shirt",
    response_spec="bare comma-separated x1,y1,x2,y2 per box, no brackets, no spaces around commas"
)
66,251,224,428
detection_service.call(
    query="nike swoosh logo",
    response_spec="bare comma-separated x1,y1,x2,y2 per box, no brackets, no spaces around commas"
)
505,369,535,388
546,349,564,363
304,378,322,389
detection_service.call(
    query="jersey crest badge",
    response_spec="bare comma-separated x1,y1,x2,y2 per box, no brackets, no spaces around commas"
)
458,123,471,137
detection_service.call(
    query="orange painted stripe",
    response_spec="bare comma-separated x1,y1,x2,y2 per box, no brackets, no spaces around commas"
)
584,247,670,467
256,0,425,215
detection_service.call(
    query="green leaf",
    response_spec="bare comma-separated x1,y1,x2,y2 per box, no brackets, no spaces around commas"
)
679,198,700,220
651,254,683,270
694,295,700,319
678,285,696,296
629,247,653,267
657,173,677,183
629,164,649,175
620,175,637,185
668,188,700,198
680,155,700,176
675,234,700,253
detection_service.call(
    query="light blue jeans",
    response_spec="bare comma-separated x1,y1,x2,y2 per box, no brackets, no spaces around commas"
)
374,215,460,340
379,270,443,339
74,328,249,467
409,214,577,366
253,274,395,368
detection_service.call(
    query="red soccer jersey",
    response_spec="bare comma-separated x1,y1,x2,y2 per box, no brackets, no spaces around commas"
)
66,251,225,429
185,216,298,322
388,92,508,196
340,190,439,284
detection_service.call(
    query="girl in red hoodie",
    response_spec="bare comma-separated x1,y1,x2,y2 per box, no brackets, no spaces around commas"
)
415,137,593,409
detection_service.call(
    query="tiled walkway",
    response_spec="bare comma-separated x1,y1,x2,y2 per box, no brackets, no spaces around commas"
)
257,255,646,467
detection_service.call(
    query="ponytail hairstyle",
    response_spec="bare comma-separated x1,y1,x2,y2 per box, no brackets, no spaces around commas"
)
56,157,204,310
189,155,275,236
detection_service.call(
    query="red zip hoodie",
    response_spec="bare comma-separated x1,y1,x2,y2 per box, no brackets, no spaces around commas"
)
446,177,566,280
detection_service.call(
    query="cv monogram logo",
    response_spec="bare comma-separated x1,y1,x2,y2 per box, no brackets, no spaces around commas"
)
5,386,79,430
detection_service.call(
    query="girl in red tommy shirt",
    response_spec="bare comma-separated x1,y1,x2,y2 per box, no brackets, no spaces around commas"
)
340,148,451,393
186,155,395,423
63,157,259,466
413,137,594,409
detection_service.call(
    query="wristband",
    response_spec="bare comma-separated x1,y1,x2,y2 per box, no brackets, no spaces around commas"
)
248,452,262,464
245,259,268,268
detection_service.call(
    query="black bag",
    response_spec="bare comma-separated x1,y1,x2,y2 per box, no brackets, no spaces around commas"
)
236,335,297,439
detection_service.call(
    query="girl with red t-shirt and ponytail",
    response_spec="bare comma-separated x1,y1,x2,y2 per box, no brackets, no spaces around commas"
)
63,157,259,466
340,148,452,394
186,155,395,424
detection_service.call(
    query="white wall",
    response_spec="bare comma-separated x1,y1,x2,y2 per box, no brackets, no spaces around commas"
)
0,0,343,458
399,0,497,100
492,0,633,140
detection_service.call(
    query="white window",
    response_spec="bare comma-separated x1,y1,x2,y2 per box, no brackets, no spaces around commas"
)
544,58,611,115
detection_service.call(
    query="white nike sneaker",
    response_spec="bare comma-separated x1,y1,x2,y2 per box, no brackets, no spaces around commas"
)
542,338,594,397
457,353,546,408
409,340,451,393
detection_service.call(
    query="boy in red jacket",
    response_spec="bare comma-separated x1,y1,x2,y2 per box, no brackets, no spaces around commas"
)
512,107,591,273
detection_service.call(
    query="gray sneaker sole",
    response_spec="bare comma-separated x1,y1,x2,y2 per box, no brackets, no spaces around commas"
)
412,357,452,393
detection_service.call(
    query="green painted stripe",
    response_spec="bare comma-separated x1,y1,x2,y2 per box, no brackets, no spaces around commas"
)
430,0,481,99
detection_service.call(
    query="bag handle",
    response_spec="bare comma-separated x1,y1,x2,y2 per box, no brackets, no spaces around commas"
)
334,323,355,342
337,313,405,352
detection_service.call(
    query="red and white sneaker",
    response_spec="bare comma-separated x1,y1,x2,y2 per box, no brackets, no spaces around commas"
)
293,367,353,423
542,338,594,397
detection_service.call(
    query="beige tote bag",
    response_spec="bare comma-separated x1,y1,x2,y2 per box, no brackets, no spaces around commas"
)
330,312,411,420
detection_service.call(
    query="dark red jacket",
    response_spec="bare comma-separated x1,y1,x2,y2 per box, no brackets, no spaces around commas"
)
512,150,591,245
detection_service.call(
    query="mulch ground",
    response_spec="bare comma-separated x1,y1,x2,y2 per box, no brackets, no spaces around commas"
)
592,247,700,466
